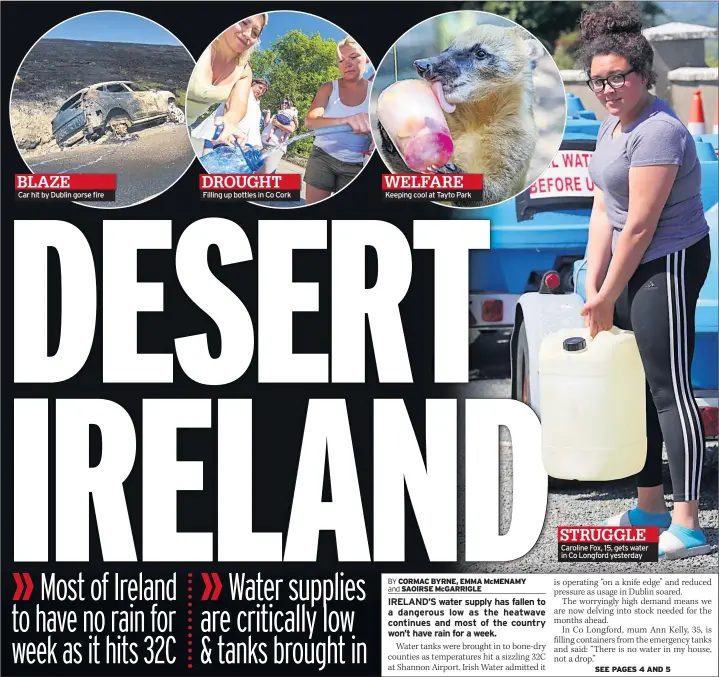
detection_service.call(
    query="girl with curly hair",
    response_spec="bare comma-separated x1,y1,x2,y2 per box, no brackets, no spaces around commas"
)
579,3,711,559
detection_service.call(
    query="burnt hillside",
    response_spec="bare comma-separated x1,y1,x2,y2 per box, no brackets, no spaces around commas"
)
13,38,194,103
11,38,195,151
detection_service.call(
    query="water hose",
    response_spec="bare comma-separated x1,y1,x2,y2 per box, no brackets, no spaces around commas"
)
282,122,354,148
205,122,361,174
211,121,353,149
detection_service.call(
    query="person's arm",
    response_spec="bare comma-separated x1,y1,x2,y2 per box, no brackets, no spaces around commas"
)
288,110,298,133
596,164,678,303
581,119,685,336
581,164,678,336
584,187,614,301
272,117,295,133
213,71,252,145
305,82,370,133
222,71,251,126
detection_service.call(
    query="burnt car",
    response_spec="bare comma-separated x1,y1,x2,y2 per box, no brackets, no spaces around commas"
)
51,80,185,147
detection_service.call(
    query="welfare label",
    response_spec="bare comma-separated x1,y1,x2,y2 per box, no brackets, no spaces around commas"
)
381,173,483,202
15,174,116,202
199,174,301,202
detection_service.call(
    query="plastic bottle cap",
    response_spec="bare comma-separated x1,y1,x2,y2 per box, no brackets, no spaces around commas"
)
563,337,587,352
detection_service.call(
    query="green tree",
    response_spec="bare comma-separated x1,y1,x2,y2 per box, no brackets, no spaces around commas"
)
472,1,667,51
250,30,342,157
553,29,581,69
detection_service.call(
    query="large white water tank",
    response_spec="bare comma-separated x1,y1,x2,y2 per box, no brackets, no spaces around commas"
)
539,327,646,481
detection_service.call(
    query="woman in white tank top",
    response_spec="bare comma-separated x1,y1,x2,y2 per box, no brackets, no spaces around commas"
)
303,37,373,204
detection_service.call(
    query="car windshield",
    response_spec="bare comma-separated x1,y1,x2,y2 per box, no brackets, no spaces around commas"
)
126,82,151,92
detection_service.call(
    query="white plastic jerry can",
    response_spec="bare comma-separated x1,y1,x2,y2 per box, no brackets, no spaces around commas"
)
539,327,646,481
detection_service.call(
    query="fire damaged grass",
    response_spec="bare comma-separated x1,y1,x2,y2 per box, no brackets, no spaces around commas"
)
11,39,192,152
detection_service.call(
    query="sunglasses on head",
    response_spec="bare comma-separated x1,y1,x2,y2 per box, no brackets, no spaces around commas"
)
586,68,637,93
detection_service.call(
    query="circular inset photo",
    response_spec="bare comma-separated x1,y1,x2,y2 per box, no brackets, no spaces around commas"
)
186,11,375,208
10,11,196,209
370,11,567,208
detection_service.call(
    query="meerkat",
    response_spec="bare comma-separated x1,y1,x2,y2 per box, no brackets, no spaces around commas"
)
377,24,544,207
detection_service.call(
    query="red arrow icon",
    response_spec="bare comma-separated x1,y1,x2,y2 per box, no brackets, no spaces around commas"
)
211,573,222,601
201,572,222,601
12,573,23,601
13,573,33,601
23,573,34,600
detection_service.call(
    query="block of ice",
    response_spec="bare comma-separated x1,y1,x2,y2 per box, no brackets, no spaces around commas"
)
377,79,454,173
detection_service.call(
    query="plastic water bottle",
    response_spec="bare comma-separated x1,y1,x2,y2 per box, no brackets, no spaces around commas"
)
539,327,647,481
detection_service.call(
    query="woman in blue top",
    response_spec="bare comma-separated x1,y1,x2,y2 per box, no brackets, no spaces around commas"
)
579,3,711,560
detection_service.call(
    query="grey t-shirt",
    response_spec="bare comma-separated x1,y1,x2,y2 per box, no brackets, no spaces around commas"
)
588,97,708,264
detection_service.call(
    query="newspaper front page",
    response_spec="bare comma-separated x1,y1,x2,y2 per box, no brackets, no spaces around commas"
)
3,2,718,677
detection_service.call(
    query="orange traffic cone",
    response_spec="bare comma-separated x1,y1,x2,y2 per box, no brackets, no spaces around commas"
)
713,104,718,135
688,89,706,136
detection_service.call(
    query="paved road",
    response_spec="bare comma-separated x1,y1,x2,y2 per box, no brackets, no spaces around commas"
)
249,157,307,209
454,373,718,574
25,124,194,208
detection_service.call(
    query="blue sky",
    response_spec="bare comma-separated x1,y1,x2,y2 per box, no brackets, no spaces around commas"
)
261,11,347,47
42,11,182,45
259,10,375,78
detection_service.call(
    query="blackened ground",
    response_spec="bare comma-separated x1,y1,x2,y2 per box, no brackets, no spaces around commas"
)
13,39,191,100
11,39,192,150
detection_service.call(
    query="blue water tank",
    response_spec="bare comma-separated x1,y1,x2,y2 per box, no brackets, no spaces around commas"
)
697,134,718,152
564,93,601,139
700,160,718,211
696,141,718,163
565,93,585,117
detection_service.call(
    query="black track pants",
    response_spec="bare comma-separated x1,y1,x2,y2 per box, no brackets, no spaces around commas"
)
614,235,711,502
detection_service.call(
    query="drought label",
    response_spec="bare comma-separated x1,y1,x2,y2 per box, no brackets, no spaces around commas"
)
199,174,301,202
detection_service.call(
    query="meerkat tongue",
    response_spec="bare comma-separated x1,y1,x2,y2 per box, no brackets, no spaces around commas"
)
431,81,456,114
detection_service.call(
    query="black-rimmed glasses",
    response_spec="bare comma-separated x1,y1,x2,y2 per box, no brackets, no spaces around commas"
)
586,69,637,93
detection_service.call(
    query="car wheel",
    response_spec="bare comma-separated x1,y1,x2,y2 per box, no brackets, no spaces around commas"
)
512,321,531,405
558,265,574,293
105,113,131,138
167,102,185,124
